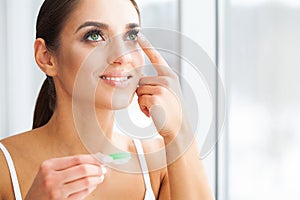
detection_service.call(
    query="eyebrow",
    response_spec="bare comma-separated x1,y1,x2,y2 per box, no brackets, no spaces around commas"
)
126,23,140,29
75,21,140,33
76,21,109,33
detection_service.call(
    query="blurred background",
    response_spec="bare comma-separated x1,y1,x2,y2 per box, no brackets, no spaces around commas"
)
1,0,300,199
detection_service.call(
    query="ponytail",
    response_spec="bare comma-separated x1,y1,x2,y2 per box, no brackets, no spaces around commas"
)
32,76,56,129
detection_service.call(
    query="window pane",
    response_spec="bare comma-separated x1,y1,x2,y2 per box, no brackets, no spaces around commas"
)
224,1,300,199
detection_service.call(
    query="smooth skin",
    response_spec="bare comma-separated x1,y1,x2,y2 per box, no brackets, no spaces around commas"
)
0,0,213,199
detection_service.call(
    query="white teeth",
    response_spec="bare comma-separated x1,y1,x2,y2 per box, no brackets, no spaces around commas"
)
101,76,129,82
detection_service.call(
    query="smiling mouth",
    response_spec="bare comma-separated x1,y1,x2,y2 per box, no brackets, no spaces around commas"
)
99,75,133,82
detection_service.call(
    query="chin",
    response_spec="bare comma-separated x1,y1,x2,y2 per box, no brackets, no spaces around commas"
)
110,90,135,110
94,89,136,110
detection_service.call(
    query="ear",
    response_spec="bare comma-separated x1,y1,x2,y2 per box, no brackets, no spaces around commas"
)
34,38,58,76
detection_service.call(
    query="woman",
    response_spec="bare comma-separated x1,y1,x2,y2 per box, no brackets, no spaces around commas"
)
0,0,213,199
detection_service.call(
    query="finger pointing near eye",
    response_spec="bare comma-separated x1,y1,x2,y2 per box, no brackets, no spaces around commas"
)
136,33,183,137
137,33,176,78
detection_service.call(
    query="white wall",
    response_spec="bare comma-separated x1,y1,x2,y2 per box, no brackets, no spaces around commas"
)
0,0,7,139
0,0,44,138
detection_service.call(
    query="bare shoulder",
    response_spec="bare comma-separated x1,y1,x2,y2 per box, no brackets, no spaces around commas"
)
0,140,14,199
0,130,34,199
0,128,45,172
0,129,42,156
0,129,43,164
0,129,44,199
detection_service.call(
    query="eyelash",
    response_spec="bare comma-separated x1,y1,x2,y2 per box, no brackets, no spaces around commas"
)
124,29,140,41
83,29,140,43
83,29,105,42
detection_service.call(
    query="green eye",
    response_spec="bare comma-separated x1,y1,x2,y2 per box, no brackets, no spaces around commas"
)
89,33,100,41
128,33,137,41
84,30,104,42
126,29,139,41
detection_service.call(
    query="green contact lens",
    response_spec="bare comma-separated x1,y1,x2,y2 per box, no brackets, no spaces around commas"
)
109,152,131,160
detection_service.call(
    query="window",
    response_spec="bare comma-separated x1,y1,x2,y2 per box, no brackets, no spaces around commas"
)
220,0,300,199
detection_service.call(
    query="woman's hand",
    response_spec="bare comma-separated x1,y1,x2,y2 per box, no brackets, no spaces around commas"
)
25,154,106,200
136,34,183,140
137,34,214,200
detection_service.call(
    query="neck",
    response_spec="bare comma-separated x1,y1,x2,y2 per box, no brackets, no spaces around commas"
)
44,95,115,155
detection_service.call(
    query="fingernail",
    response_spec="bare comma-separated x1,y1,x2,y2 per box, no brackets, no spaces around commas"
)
88,186,97,193
138,33,149,44
101,165,107,175
99,175,105,183
138,32,145,40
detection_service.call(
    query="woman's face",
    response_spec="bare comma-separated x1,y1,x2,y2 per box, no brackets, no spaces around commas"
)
54,0,144,110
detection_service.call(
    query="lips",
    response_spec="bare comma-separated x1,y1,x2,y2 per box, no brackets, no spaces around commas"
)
98,71,134,88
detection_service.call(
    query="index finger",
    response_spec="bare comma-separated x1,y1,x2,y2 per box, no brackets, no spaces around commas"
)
138,33,174,76
46,154,102,171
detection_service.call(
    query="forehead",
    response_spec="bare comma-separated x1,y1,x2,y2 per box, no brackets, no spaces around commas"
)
67,0,139,32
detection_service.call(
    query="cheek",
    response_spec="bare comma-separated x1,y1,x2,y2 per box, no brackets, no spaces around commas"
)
56,46,91,96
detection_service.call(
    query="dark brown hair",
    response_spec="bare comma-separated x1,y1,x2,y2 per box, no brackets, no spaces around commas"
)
33,0,140,129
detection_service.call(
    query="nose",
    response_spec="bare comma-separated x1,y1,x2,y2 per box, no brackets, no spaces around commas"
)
107,38,133,65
